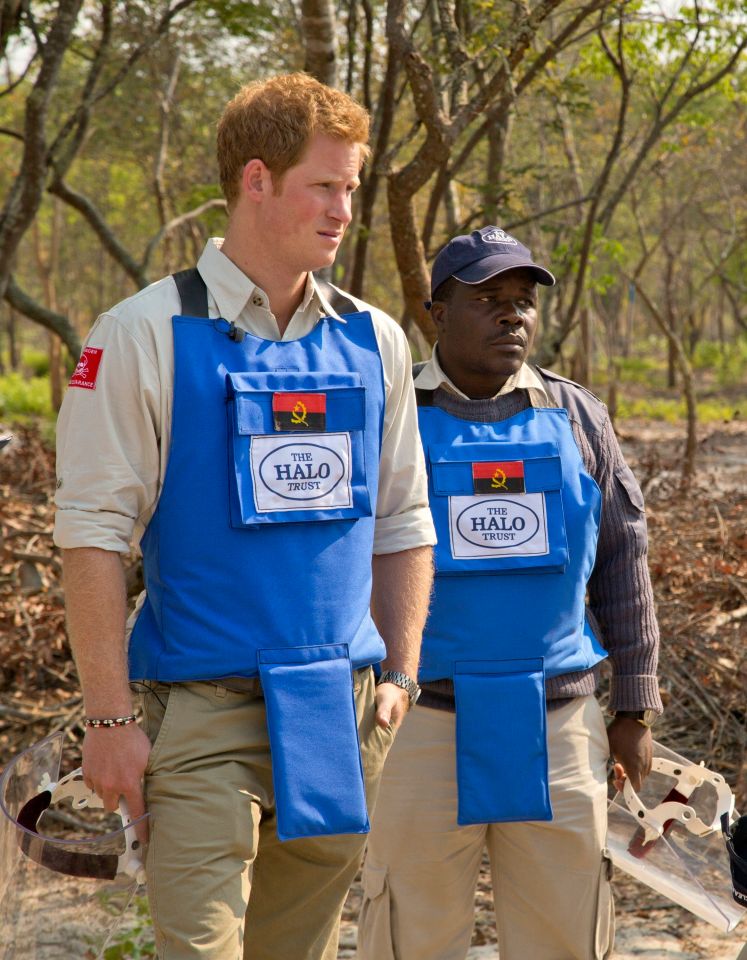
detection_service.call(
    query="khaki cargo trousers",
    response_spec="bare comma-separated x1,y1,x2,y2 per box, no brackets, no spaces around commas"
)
358,695,614,960
138,667,393,960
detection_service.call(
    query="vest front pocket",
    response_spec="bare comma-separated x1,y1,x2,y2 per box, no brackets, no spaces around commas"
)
453,658,552,824
226,371,372,527
257,643,370,841
428,440,568,574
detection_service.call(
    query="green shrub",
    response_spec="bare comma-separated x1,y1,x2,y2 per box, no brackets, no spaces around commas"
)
0,373,53,417
21,348,50,377
615,355,667,385
616,396,740,423
692,337,747,385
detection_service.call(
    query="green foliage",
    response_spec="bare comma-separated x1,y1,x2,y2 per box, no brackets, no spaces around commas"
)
616,396,740,423
691,336,747,386
102,896,156,960
615,354,668,385
21,348,50,377
0,374,52,418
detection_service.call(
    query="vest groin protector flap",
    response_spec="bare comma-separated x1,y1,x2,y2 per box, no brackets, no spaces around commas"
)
0,733,146,959
428,440,568,575
258,644,369,841
453,659,552,824
226,371,371,527
607,739,745,933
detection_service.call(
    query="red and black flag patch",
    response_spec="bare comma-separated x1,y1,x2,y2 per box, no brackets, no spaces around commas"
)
472,460,525,495
272,392,327,431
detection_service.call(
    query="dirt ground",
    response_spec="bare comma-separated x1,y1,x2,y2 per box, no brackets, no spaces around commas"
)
1,417,746,959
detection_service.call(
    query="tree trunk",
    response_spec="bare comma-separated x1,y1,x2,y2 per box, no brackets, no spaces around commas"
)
302,0,338,87
387,177,436,344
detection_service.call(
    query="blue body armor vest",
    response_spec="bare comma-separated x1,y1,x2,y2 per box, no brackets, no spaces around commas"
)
127,272,387,841
128,290,386,682
417,401,607,682
416,394,607,824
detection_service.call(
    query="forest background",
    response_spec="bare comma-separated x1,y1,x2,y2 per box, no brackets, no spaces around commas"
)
0,1,746,958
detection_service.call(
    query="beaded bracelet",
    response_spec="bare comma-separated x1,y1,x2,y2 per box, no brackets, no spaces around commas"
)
84,714,137,729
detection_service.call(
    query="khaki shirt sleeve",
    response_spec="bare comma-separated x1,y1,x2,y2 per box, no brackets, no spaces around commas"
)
54,302,169,554
365,306,436,555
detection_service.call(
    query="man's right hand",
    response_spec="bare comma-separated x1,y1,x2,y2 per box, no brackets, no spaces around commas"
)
82,722,152,843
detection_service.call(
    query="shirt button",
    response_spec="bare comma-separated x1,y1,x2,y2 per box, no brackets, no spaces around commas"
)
252,295,263,307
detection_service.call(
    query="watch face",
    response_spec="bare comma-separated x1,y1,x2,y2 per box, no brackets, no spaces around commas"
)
643,709,658,726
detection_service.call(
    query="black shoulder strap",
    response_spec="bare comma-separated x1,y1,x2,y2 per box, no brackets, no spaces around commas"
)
173,268,209,318
173,270,358,321
315,278,358,316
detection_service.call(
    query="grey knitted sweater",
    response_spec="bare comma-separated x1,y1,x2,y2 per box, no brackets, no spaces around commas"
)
416,367,662,715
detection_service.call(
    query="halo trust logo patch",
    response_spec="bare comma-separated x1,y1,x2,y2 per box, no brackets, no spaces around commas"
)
448,493,550,560
250,433,353,513
482,229,517,245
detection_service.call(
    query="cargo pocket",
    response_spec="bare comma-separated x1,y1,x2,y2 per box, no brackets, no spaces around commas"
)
454,659,552,824
258,643,369,841
358,862,396,960
594,849,615,959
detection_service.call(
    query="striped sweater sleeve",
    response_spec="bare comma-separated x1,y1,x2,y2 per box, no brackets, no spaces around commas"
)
569,413,663,713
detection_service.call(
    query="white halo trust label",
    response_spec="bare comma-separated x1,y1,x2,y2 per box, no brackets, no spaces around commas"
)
448,494,549,559
250,433,353,512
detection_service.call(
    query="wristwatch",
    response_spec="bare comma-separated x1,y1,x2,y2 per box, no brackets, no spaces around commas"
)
611,709,658,728
377,670,421,706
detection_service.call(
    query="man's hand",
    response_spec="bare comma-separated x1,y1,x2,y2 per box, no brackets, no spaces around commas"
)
82,723,152,843
607,716,653,793
374,682,410,733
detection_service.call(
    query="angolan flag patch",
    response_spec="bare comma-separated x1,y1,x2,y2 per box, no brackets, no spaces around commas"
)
69,347,104,390
472,460,525,494
272,392,327,431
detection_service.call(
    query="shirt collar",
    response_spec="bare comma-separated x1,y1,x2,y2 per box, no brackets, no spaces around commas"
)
196,238,344,331
413,346,548,403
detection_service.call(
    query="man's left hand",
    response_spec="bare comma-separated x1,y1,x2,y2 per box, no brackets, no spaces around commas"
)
607,716,653,793
375,682,410,733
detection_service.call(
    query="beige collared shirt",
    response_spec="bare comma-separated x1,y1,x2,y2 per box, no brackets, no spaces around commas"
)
54,238,435,555
413,345,549,404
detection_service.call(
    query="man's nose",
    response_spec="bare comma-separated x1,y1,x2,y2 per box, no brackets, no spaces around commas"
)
496,301,526,323
329,191,353,225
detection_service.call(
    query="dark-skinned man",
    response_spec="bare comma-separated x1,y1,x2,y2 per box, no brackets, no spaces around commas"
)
357,226,662,960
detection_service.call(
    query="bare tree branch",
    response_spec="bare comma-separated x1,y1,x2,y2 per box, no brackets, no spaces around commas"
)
5,276,81,359
0,0,83,302
141,199,227,274
48,178,149,288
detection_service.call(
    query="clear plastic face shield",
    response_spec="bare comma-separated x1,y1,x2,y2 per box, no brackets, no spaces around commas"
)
0,733,148,959
607,740,746,932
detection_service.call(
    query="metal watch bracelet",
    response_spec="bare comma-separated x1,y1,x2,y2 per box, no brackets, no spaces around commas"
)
377,670,421,706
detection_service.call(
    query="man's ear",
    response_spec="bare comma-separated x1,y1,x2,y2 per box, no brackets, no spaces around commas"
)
242,158,271,202
430,300,448,333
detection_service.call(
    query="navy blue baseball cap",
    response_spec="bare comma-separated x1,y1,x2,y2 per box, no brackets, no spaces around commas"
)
429,226,555,302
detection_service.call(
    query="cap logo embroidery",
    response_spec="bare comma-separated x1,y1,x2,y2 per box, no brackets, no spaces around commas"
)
483,229,517,245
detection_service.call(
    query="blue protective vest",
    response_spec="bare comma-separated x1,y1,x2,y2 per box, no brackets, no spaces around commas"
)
417,401,608,683
128,304,387,683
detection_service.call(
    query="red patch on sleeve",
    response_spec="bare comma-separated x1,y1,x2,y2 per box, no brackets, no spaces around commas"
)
69,347,104,390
